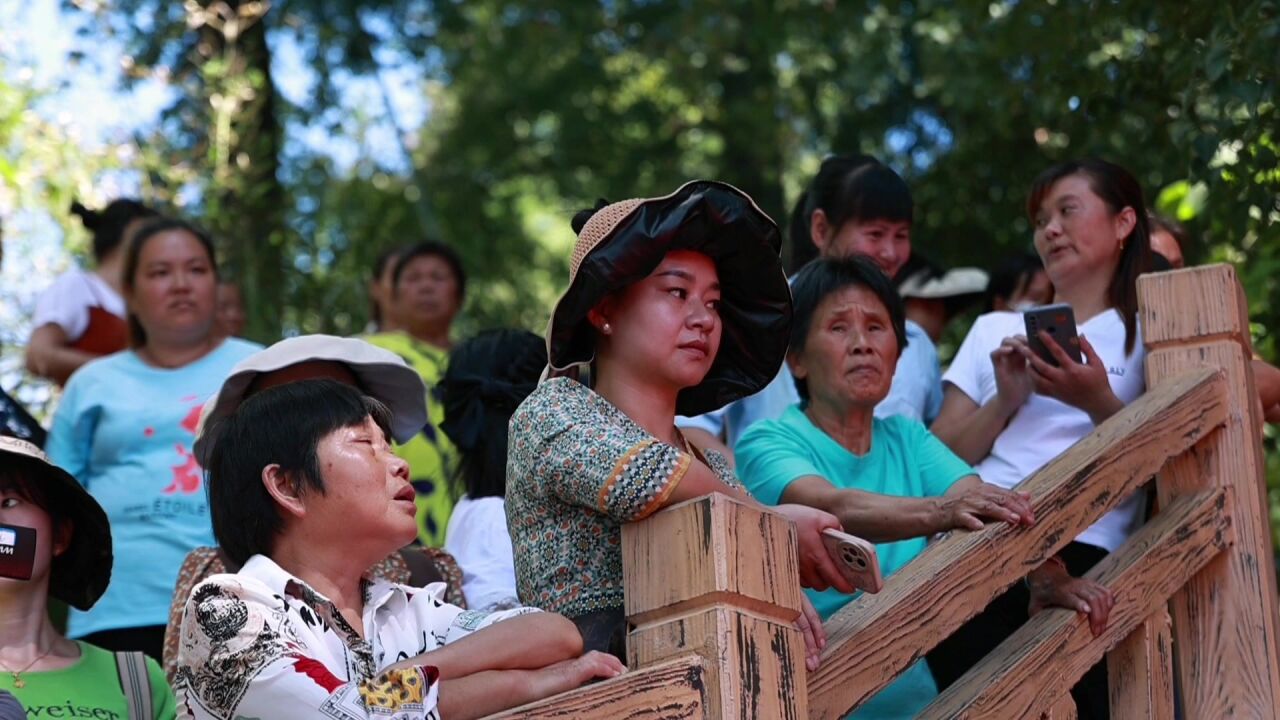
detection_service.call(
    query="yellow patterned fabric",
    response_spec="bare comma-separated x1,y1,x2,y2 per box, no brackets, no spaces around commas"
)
364,332,458,547
358,667,429,709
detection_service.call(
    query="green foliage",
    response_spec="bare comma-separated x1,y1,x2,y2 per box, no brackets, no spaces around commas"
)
68,0,1280,535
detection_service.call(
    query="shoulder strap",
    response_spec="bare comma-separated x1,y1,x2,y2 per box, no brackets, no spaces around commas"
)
114,651,153,720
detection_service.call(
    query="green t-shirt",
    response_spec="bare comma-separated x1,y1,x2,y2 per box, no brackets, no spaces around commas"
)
0,642,176,720
736,406,973,720
364,331,458,547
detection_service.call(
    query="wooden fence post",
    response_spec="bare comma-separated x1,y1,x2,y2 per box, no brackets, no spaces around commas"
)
1139,264,1280,717
622,493,808,720
1107,609,1174,719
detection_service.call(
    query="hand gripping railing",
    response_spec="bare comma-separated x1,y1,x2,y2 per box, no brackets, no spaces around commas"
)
489,265,1280,719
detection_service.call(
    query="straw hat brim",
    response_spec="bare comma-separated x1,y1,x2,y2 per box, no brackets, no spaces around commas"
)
0,440,112,611
192,335,428,465
546,180,792,417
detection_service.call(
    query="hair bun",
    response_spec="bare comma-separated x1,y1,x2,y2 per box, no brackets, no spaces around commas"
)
69,201,101,230
570,198,612,234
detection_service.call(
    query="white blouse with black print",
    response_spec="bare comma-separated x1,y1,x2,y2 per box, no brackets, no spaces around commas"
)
173,554,538,719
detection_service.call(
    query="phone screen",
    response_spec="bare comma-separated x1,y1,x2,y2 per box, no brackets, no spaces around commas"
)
0,524,37,581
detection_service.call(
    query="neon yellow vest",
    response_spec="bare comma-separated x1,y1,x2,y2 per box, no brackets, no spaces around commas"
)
364,332,458,547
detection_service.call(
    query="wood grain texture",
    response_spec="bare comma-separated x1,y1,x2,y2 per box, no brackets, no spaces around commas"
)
624,495,809,720
485,655,707,720
1041,694,1077,720
806,367,1228,720
629,607,808,720
1107,609,1174,719
917,488,1232,719
1138,264,1251,348
622,493,802,626
1146,343,1280,717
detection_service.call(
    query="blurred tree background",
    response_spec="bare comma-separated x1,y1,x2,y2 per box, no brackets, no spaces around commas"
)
3,0,1278,536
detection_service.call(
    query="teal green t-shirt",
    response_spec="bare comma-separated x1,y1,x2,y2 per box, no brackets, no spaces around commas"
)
0,641,176,719
736,405,973,719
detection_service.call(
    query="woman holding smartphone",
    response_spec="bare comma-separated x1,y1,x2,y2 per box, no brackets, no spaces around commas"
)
928,158,1154,719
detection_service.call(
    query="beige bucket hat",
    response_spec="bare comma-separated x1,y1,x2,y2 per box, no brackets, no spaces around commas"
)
0,436,113,610
193,334,428,464
545,180,792,416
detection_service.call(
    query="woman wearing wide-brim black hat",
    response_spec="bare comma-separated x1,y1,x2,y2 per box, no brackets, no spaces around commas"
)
0,436,175,715
506,180,855,666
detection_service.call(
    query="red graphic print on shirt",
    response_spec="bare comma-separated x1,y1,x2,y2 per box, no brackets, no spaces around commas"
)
162,397,207,495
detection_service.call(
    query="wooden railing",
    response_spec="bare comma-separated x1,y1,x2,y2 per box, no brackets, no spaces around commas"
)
491,265,1280,719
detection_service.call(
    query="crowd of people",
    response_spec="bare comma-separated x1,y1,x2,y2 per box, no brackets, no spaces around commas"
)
0,153,1276,720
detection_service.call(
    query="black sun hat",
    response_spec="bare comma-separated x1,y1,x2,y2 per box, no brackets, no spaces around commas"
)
545,180,793,417
0,436,112,611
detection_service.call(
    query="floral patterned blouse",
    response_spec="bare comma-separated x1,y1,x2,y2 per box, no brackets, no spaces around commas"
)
173,555,536,719
506,377,738,619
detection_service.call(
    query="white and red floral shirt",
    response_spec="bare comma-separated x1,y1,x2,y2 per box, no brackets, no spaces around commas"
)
173,554,537,719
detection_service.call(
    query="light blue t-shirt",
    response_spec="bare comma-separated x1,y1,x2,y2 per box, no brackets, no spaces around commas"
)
679,320,942,448
46,338,261,638
735,406,972,720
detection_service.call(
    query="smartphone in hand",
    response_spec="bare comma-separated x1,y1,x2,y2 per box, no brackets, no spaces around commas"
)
822,528,883,594
1023,303,1082,366
0,524,36,581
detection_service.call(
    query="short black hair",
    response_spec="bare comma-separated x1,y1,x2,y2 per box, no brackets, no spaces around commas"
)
207,379,393,567
393,241,467,300
788,255,909,401
440,329,546,500
0,459,56,522
803,154,913,236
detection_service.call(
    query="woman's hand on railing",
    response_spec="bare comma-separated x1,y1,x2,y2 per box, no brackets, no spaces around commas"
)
774,504,857,595
525,650,626,698
795,595,827,672
1026,558,1114,637
937,480,1035,531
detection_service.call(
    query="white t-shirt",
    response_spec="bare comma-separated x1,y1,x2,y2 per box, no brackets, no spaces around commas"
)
444,495,520,612
943,309,1146,553
31,270,126,341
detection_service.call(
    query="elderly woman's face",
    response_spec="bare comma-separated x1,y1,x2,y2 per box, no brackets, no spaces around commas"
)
301,416,417,550
790,285,899,409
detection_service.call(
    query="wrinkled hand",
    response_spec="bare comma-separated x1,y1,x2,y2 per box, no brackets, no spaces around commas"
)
775,504,856,595
1028,566,1114,637
794,595,827,672
991,336,1034,415
941,484,1035,531
1014,334,1122,422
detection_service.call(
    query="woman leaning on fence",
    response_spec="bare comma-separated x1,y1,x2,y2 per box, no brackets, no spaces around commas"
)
504,180,858,668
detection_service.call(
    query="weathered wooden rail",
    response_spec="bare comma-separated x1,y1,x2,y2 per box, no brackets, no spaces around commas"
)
491,265,1280,719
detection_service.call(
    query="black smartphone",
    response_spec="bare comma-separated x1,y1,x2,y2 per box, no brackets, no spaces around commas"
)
0,524,37,581
1023,303,1082,366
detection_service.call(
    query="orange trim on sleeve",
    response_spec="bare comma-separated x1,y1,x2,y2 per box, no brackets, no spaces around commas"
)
635,449,693,520
597,439,653,512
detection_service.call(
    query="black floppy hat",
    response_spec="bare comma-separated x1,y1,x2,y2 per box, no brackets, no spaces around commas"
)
545,180,792,417
0,436,112,611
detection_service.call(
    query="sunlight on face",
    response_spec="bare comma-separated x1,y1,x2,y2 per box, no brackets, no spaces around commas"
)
597,250,723,391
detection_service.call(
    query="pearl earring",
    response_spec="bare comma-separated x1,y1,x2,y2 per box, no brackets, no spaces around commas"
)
602,323,612,334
